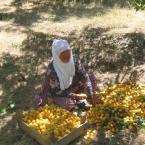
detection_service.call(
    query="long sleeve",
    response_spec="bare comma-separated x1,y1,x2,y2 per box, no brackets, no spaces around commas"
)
75,58,94,97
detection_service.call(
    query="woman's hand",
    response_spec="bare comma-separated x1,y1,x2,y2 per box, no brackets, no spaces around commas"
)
95,96,103,104
88,95,103,107
71,93,87,100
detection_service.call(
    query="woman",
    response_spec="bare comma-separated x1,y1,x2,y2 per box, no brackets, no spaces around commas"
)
34,39,100,111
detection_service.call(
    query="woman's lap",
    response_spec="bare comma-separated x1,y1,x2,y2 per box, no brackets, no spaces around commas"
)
51,73,97,110
52,97,76,111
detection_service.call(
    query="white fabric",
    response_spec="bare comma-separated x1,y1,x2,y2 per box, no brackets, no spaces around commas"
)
52,39,75,90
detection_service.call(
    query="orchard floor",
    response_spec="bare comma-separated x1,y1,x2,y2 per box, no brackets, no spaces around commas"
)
0,0,145,145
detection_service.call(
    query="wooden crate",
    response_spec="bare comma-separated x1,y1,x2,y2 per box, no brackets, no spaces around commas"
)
17,112,88,145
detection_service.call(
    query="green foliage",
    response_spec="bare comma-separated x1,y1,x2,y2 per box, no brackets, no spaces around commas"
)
11,0,145,9
128,0,145,10
0,101,15,117
0,108,7,117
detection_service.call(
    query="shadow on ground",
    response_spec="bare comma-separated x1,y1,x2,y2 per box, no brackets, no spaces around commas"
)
0,0,108,26
0,31,54,111
75,26,145,83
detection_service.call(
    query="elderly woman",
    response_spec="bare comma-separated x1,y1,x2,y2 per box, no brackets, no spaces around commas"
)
34,39,100,111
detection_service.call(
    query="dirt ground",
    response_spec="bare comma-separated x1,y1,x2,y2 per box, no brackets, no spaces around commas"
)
0,0,145,145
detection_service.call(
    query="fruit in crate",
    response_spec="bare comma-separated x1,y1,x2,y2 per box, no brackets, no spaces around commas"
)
22,99,81,140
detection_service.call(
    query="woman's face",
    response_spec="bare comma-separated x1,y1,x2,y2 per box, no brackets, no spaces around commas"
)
59,49,71,63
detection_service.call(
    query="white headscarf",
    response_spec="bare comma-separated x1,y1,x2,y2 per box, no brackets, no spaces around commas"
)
52,39,75,90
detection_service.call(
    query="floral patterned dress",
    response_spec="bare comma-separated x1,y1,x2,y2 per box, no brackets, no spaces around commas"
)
34,56,97,110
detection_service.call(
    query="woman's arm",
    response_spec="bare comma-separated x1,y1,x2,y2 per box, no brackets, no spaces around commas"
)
76,58,94,97
75,58,103,106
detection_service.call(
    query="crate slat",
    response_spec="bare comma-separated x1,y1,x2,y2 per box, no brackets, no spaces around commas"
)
18,119,53,145
56,123,88,145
